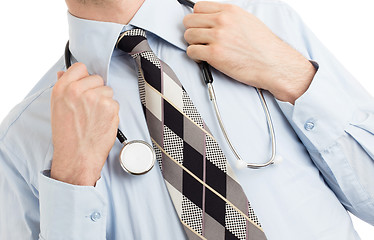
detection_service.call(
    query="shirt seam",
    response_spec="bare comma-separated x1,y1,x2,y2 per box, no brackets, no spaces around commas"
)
0,140,35,196
0,85,55,186
0,85,54,142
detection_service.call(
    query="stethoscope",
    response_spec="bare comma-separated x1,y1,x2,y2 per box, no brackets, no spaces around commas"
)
63,0,278,175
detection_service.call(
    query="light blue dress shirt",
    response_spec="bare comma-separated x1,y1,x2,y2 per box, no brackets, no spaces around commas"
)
1,0,374,239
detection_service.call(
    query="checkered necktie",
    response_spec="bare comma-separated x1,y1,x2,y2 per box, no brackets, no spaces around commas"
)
116,29,267,240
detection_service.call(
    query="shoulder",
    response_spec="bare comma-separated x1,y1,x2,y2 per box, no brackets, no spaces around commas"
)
0,57,64,185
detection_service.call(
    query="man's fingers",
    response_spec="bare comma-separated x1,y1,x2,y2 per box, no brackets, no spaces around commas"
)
86,86,114,99
194,1,224,14
183,13,217,29
186,45,210,62
100,86,115,98
60,62,90,84
63,74,105,97
184,28,214,45
83,87,117,108
77,75,105,90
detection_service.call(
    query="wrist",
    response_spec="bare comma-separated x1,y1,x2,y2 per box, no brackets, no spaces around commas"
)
269,57,316,104
51,155,101,186
51,168,99,186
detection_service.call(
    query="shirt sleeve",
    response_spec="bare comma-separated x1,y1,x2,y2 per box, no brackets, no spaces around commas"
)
0,141,108,240
275,2,374,225
0,141,40,239
39,170,108,240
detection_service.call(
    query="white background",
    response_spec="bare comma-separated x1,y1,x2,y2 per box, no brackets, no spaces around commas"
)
0,0,373,238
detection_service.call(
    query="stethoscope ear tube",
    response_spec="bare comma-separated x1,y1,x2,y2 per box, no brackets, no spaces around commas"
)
65,41,72,69
177,0,195,8
200,62,214,85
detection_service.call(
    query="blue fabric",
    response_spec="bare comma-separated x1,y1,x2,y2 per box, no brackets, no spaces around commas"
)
1,0,373,239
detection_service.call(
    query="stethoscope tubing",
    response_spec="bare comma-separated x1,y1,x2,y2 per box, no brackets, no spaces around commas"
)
64,0,278,170
179,0,277,169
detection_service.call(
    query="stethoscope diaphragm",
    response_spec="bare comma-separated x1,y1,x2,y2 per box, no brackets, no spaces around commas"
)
119,140,156,175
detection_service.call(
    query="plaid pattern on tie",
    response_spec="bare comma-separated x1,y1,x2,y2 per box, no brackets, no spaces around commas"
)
116,29,267,240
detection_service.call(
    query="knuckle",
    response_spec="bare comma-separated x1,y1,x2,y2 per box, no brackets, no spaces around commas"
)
67,82,83,98
106,86,114,97
72,62,87,73
84,91,97,104
216,12,228,25
100,98,112,109
105,100,120,117
213,14,222,25
213,28,224,41
93,75,105,86
209,45,219,57
223,4,235,11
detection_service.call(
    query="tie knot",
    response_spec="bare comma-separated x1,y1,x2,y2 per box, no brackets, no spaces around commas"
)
116,28,152,55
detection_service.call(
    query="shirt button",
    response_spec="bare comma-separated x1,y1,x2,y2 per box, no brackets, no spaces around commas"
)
304,121,315,131
90,212,101,222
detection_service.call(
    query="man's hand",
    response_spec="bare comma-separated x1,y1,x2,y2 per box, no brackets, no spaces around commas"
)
50,63,119,186
183,2,316,104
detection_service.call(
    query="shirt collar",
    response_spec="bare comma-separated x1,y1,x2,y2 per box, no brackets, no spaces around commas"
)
68,0,188,85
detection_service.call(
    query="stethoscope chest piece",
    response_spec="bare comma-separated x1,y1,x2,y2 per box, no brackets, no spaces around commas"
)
119,140,156,175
